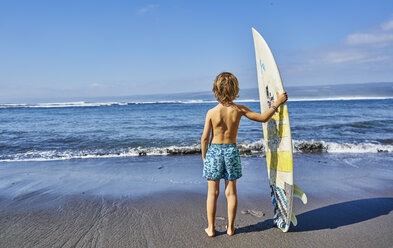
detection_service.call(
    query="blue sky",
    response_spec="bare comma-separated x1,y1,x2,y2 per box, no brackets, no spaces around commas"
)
1,0,393,100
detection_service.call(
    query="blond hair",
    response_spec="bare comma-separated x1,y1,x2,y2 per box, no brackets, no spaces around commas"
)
212,72,239,103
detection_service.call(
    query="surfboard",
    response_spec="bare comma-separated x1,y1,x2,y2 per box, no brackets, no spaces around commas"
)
251,28,307,232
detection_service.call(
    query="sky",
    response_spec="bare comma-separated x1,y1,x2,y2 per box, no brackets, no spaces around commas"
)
1,0,393,101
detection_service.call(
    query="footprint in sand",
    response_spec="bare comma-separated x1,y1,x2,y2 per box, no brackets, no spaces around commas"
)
241,210,265,218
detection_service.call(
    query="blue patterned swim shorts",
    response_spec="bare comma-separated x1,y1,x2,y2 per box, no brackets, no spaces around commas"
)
203,143,242,181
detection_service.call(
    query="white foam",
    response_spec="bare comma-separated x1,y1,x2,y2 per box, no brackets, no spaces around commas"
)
323,141,393,153
289,96,393,101
1,140,391,162
0,101,128,108
237,139,393,154
0,144,202,162
183,100,216,104
0,100,192,108
1,96,392,109
293,140,393,153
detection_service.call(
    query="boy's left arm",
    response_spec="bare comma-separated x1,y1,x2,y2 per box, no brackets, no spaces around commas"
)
240,92,287,122
201,111,212,163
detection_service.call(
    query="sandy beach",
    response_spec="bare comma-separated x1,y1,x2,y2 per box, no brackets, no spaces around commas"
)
1,191,392,247
1,154,392,248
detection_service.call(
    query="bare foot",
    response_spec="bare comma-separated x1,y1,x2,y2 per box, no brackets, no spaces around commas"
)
225,225,235,236
205,227,215,237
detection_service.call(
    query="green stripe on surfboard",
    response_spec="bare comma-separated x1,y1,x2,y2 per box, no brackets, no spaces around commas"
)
294,184,307,205
291,213,298,226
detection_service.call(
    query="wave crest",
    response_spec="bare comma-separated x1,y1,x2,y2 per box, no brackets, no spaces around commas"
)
1,140,392,162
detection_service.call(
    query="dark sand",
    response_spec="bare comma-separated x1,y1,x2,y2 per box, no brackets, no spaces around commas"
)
1,190,393,247
1,154,393,247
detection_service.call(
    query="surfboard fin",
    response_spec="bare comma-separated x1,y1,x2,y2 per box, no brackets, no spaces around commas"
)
291,213,298,226
294,184,307,204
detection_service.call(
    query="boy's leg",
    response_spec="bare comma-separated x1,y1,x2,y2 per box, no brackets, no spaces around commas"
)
206,179,220,237
225,179,237,236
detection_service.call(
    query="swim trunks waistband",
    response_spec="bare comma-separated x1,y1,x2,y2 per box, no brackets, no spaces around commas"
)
209,143,237,147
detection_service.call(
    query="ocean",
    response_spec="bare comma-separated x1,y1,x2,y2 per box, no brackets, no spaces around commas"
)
0,96,392,162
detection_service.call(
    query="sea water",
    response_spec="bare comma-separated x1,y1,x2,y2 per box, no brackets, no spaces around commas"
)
0,98,392,162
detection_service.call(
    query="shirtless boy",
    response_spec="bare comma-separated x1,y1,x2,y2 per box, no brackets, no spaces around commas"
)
201,72,288,237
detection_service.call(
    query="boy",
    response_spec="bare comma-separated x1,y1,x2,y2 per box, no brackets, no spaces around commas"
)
201,72,287,237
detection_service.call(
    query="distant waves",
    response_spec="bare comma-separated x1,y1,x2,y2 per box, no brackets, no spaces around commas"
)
2,97,393,109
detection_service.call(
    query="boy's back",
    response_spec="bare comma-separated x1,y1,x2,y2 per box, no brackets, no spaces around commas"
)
208,103,245,144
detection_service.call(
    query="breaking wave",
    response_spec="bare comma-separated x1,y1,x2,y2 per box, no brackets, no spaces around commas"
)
1,140,392,162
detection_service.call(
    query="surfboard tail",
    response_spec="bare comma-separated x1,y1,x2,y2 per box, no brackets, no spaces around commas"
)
294,184,307,204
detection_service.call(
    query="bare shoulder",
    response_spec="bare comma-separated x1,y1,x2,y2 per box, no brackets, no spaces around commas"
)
206,105,219,117
209,104,221,113
234,104,251,114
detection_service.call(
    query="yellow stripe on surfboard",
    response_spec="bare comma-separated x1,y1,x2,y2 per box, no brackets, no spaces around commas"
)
266,151,293,172
263,123,291,140
270,103,289,122
262,104,291,139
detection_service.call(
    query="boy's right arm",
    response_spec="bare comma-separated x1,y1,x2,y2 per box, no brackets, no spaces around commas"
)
201,110,212,163
240,92,288,122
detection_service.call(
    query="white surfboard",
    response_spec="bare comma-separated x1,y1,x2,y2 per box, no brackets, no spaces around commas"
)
252,28,307,232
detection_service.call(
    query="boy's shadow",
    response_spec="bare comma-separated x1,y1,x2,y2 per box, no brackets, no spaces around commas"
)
235,198,393,234
213,220,274,237
236,219,275,234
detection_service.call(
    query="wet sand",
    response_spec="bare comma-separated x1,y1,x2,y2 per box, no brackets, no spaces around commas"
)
1,189,392,248
1,154,393,247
